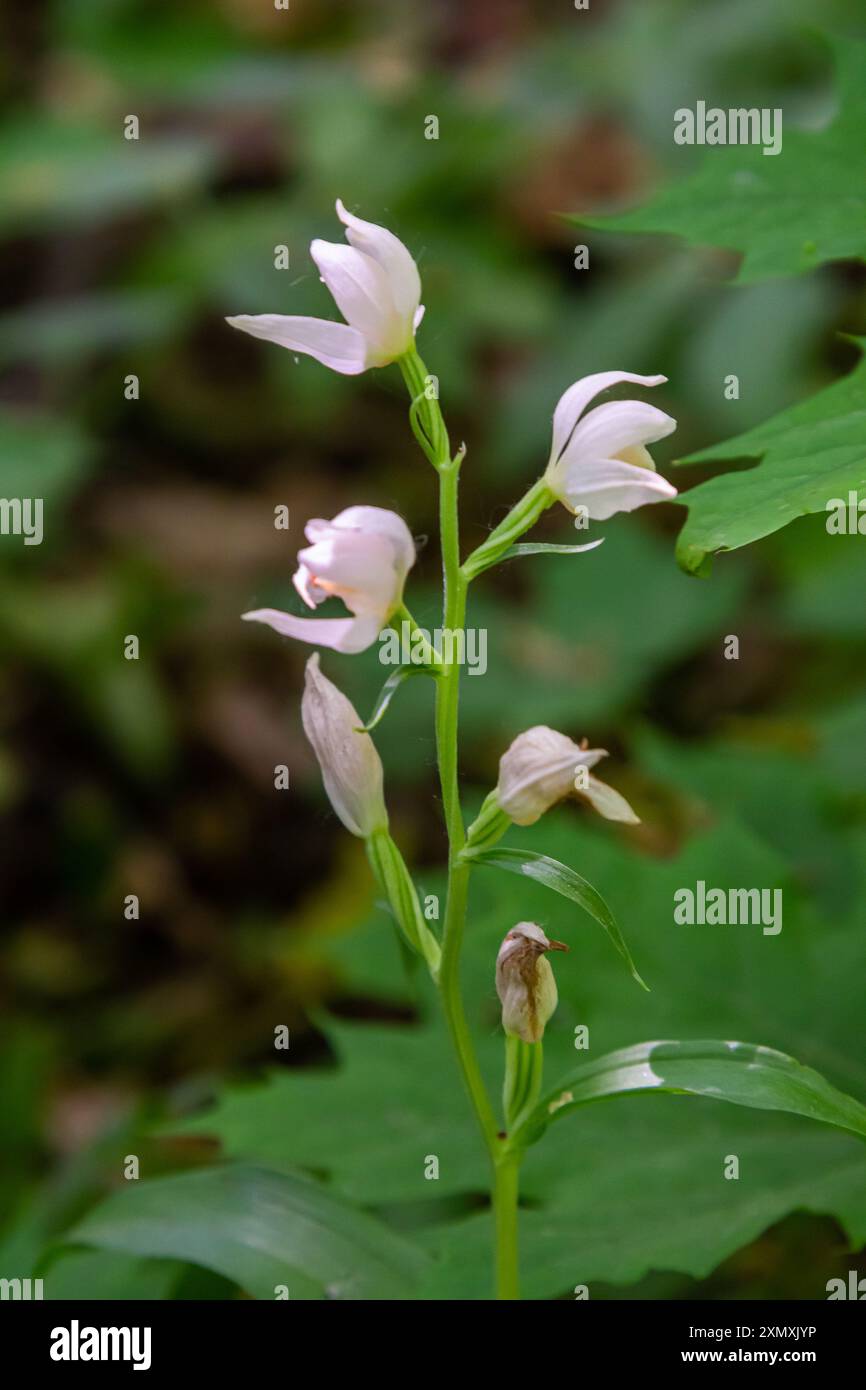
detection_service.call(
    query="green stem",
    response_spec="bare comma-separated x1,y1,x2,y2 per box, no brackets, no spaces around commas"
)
435,462,498,1152
399,349,451,469
462,477,553,581
399,347,516,1297
493,1154,520,1300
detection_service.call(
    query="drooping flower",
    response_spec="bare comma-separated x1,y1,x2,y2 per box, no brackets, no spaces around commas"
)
497,725,640,826
226,200,423,375
243,505,415,654
496,922,568,1044
544,371,677,521
301,653,387,837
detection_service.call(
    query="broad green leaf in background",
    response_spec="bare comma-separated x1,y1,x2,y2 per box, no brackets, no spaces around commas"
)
422,1108,866,1299
635,726,861,917
463,845,647,989
67,1164,430,1301
171,798,866,1298
176,1020,489,1204
674,341,866,574
514,1039,866,1147
41,1251,183,1301
574,38,866,283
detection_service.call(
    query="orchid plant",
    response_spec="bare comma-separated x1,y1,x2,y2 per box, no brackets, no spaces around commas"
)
229,202,866,1300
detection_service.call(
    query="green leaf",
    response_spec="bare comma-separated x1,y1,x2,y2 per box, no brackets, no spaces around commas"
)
514,1039,866,1149
573,37,866,283
462,845,647,989
175,1017,489,1205
357,664,433,733
422,1110,866,1299
66,1164,430,1301
42,1251,183,1301
675,340,866,573
170,806,866,1297
501,540,604,561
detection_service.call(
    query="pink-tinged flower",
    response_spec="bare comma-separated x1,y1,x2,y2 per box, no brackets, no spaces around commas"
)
497,725,640,826
226,200,423,375
544,371,677,521
301,654,387,837
496,922,568,1044
243,506,415,654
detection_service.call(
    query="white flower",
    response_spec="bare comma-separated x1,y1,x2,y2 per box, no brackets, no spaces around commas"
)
497,725,640,826
243,505,415,654
226,199,423,375
544,371,677,521
496,922,568,1044
301,654,387,837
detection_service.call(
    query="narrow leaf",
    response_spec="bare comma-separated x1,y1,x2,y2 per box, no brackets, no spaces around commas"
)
514,1039,866,1149
65,1163,430,1301
464,845,646,989
502,539,604,561
357,664,433,733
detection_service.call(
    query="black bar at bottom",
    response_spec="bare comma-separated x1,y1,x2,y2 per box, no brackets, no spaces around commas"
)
1,1297,861,1374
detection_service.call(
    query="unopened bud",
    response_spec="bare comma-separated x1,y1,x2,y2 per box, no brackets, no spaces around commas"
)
301,654,388,837
496,922,568,1044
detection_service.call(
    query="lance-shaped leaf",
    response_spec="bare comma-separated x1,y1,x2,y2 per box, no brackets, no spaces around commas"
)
64,1163,430,1301
357,663,435,733
462,845,646,989
674,339,866,575
501,539,604,563
512,1039,866,1150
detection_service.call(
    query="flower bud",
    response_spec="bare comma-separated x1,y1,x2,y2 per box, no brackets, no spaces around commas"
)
496,922,568,1044
301,653,388,837
497,725,639,827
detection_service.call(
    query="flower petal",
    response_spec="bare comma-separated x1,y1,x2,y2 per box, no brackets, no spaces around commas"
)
551,372,667,464
564,398,677,465
297,531,398,616
310,240,394,351
293,562,324,609
328,506,416,579
559,457,678,521
580,775,641,824
336,199,421,320
225,314,367,374
498,726,607,826
241,608,381,653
